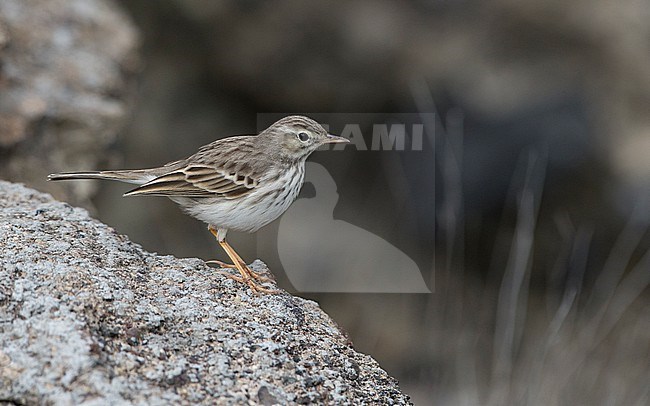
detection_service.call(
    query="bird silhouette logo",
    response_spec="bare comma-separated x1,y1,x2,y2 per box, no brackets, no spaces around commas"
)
277,162,431,293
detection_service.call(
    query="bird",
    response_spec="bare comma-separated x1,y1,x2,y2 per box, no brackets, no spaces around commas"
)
48,115,349,293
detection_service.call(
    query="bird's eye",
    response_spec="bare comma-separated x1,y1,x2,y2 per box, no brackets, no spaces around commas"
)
297,132,310,142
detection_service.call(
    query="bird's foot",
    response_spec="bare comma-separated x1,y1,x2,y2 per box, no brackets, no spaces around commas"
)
205,259,237,269
217,269,279,294
206,260,276,283
213,263,275,283
215,260,279,294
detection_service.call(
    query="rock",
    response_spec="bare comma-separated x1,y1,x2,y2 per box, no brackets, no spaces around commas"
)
0,0,139,205
0,181,411,405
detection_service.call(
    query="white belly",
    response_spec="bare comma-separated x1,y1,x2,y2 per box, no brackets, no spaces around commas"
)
171,165,304,233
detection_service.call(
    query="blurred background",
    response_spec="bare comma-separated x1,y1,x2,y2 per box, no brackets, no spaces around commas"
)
1,0,649,404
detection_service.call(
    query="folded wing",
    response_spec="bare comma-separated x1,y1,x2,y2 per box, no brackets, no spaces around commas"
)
124,164,259,199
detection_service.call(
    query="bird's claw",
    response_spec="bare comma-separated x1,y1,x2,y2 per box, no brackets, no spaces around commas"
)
205,259,237,269
217,270,279,294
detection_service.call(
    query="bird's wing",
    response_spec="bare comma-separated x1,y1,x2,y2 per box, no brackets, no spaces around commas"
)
123,164,260,199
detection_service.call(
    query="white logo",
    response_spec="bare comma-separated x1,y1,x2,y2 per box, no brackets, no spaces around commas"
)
277,162,431,293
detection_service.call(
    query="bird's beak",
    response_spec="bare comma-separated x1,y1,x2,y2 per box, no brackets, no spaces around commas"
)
323,133,350,144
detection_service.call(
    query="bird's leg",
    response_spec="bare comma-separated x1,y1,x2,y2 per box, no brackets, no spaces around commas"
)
205,227,237,268
208,226,278,294
219,241,279,294
206,227,275,279
208,225,274,282
220,240,275,283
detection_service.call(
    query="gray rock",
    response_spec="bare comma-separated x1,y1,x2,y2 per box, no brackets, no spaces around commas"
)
0,0,139,205
0,181,411,405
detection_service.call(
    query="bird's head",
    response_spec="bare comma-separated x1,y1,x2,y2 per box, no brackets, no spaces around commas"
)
262,115,349,161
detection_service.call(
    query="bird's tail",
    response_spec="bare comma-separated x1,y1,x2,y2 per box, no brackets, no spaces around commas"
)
47,170,154,185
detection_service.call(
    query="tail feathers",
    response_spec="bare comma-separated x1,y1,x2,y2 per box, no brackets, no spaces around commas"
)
47,170,154,185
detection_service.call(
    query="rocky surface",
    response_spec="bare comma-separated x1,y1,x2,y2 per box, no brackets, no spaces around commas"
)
0,0,139,205
0,181,411,405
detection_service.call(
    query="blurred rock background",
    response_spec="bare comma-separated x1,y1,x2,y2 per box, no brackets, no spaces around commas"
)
1,0,649,404
0,0,139,203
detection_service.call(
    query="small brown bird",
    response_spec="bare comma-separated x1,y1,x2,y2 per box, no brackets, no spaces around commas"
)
49,115,349,293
